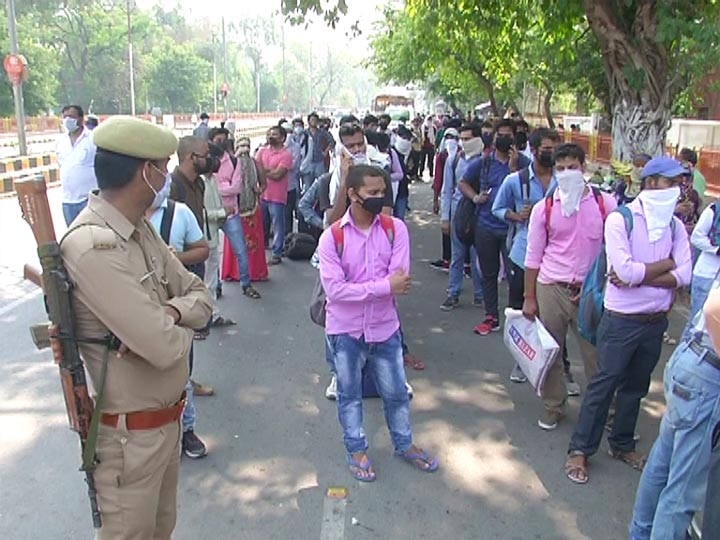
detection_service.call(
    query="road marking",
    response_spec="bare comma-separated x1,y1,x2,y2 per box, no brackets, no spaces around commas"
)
0,287,42,318
319,487,347,540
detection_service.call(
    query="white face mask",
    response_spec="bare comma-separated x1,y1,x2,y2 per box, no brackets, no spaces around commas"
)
144,168,172,209
461,137,484,158
395,138,412,156
555,169,586,217
638,186,681,242
63,117,80,133
445,139,459,155
294,126,303,136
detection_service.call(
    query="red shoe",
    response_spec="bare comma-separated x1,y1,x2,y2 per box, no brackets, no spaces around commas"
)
474,315,500,336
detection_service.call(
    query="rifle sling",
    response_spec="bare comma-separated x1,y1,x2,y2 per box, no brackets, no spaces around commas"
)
82,345,110,471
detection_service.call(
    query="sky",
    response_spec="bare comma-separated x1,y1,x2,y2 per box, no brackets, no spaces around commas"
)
134,0,388,55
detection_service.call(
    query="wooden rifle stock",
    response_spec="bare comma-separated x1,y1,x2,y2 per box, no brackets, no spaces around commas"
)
15,178,102,529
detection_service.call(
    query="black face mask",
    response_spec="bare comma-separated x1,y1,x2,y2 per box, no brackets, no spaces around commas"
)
515,131,528,149
193,156,212,175
358,195,385,216
481,133,494,147
537,151,554,168
495,135,514,153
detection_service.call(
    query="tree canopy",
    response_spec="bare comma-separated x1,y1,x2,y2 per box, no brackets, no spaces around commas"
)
283,0,720,159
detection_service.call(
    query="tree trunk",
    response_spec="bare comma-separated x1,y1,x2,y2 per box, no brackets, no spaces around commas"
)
584,0,675,160
575,91,586,115
542,81,555,128
611,100,669,161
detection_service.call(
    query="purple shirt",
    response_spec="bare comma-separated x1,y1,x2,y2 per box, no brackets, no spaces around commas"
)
319,209,410,343
604,198,692,314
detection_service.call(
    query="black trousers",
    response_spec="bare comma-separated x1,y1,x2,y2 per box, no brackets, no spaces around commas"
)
441,231,451,262
420,148,435,177
474,227,509,319
508,260,525,310
569,312,667,456
284,188,298,236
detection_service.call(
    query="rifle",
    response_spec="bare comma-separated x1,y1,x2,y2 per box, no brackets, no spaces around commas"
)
16,177,102,529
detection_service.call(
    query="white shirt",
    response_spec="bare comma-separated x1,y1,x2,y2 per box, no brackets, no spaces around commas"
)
691,204,720,279
56,128,97,204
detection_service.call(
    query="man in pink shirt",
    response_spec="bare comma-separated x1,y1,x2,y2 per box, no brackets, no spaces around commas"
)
319,164,438,482
565,156,693,485
523,144,617,430
257,126,293,265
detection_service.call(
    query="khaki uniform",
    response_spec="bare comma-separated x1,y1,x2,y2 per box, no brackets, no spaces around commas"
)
62,193,213,540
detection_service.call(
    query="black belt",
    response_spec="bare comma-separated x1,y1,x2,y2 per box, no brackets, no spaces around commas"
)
605,310,667,323
688,340,720,371
554,281,582,294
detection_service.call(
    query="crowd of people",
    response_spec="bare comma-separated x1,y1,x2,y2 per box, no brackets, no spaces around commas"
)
51,102,719,539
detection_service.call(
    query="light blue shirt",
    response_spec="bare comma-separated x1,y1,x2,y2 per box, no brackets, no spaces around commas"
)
440,151,482,221
492,164,556,268
286,137,302,192
147,200,204,253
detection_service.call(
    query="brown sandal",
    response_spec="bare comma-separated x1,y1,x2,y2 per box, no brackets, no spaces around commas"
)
565,451,589,484
403,353,426,371
608,448,646,471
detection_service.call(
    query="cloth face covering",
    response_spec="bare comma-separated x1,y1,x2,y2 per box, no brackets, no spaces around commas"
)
556,169,586,217
638,186,681,242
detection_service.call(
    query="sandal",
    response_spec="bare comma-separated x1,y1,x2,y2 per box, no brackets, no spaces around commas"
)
608,448,646,471
399,448,438,473
193,328,210,341
243,285,262,299
663,332,677,345
211,316,236,327
565,451,589,484
346,453,376,482
403,353,426,371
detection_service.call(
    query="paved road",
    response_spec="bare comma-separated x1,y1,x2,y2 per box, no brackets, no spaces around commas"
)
0,181,682,539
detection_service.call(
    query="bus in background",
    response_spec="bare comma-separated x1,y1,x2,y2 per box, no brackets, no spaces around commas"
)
372,91,415,126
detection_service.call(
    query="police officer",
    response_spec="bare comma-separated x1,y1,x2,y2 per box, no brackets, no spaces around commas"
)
61,116,213,539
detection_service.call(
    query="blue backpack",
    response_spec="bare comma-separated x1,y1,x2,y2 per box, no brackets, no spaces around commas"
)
577,205,633,345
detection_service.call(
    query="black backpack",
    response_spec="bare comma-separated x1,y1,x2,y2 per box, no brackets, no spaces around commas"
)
453,155,491,246
283,232,317,260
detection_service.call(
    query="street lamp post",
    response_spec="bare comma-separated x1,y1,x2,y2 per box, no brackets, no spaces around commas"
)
126,0,136,116
6,0,27,156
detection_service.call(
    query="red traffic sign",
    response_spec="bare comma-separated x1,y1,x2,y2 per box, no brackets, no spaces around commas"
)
4,54,28,84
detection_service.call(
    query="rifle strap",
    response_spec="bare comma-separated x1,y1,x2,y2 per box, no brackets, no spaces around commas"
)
82,345,110,471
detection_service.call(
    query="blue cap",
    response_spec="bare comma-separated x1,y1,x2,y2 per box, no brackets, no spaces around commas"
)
641,156,689,179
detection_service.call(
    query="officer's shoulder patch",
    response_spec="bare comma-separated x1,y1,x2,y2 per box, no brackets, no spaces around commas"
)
89,226,119,250
61,223,118,254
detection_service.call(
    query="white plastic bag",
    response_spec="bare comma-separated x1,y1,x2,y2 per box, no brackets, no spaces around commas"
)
503,308,560,397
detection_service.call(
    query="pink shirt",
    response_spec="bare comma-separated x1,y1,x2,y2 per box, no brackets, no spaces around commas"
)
604,198,692,314
257,146,293,205
319,209,410,343
525,190,617,284
215,152,242,213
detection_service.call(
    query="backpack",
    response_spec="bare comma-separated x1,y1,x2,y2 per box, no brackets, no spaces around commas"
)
159,200,176,245
576,204,631,346
709,202,720,247
309,214,396,327
544,185,607,233
283,232,317,260
506,167,531,252
453,155,491,246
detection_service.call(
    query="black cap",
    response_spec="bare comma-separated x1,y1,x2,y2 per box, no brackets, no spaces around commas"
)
200,112,209,120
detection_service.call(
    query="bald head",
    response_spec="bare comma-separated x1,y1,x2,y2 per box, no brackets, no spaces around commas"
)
177,136,207,162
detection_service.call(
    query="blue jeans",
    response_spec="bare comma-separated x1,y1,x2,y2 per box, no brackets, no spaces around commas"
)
262,201,286,257
327,331,413,454
182,380,196,432
62,199,88,226
448,202,483,301
569,312,667,456
393,196,408,221
221,214,251,288
325,337,336,375
301,160,327,192
703,421,720,537
682,275,715,341
629,341,720,540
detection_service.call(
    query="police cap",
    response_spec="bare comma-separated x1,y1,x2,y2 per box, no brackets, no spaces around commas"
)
93,116,178,160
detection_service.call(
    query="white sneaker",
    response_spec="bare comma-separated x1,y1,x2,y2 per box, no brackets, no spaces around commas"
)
325,375,337,400
566,372,581,397
405,382,414,398
510,364,528,383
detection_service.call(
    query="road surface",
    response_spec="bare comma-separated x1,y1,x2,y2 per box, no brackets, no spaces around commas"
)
0,181,681,540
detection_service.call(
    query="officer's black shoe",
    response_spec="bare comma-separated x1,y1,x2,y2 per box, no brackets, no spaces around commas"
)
182,429,208,459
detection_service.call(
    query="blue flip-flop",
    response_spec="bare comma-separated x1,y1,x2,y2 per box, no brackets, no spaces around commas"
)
399,449,439,473
346,453,376,482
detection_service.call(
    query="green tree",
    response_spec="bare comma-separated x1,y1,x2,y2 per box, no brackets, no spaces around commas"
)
147,43,212,113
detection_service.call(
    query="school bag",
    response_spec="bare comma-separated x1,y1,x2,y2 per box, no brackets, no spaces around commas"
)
284,232,317,260
453,155,491,246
